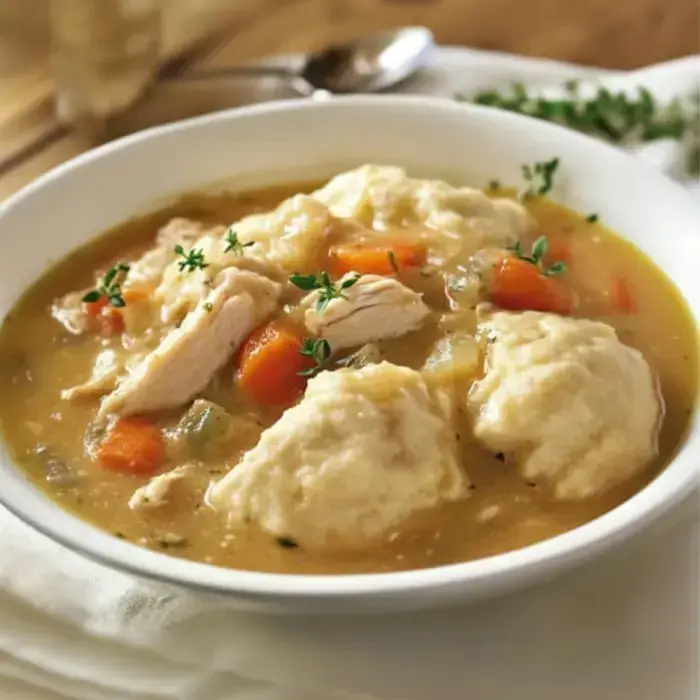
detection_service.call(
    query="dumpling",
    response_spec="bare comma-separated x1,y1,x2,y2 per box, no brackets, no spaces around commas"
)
233,194,365,273
467,307,662,499
208,362,469,552
312,164,531,259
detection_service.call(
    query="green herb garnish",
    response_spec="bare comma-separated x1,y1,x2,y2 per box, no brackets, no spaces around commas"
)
585,213,599,223
461,83,690,143
276,536,299,549
509,236,567,277
224,227,254,255
289,271,360,314
82,263,130,308
298,337,332,377
174,245,208,273
520,157,560,200
488,179,501,190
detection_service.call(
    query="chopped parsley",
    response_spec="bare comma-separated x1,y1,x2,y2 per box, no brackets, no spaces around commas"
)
224,227,254,255
488,179,501,190
174,245,208,272
276,536,299,549
585,213,599,223
298,337,332,378
289,271,360,314
520,157,560,200
82,263,130,308
509,236,567,277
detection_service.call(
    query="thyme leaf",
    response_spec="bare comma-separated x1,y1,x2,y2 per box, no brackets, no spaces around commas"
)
174,245,209,273
224,227,254,255
508,235,567,277
81,263,130,308
298,337,332,378
290,272,360,314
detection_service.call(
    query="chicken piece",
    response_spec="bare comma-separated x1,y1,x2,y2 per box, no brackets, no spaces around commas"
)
303,274,431,351
61,349,147,402
99,268,281,417
312,164,531,260
50,219,213,336
467,306,662,499
155,232,290,326
51,292,90,335
208,362,469,552
128,464,192,510
61,349,121,400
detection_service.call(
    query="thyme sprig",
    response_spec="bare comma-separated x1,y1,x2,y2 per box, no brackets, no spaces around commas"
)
82,263,130,308
290,272,361,314
509,236,567,277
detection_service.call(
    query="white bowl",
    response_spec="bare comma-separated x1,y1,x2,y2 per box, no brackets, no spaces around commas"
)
0,96,698,613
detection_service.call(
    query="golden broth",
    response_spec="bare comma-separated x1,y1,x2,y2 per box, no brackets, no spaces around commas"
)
0,181,696,574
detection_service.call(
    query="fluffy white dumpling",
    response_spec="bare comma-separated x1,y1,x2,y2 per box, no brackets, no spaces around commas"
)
467,307,662,499
208,362,469,551
312,164,531,258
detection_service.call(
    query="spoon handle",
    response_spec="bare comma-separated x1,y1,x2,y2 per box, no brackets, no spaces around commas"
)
163,65,296,83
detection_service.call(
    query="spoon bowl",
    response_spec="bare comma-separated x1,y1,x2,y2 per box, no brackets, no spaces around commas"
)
169,27,434,95
298,27,434,93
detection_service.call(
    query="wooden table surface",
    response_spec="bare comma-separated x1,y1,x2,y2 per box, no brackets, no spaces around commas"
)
1,0,698,199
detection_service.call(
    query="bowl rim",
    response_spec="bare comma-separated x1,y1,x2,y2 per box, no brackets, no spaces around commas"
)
0,94,698,604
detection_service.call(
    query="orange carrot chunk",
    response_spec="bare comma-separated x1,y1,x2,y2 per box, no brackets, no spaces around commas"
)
97,306,125,335
97,417,165,475
610,277,637,314
83,296,109,318
121,285,153,305
328,243,427,276
544,236,572,264
236,320,315,406
490,256,573,315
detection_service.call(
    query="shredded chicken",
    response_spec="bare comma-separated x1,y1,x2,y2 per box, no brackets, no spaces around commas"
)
128,464,192,510
61,349,122,401
99,268,281,417
51,292,91,336
303,274,431,351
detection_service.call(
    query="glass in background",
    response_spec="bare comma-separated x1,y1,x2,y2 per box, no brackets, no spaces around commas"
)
50,0,162,133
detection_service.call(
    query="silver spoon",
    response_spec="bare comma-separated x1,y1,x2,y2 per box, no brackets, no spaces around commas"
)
165,27,434,95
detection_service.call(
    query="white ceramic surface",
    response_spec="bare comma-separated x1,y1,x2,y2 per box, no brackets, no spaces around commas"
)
0,96,697,613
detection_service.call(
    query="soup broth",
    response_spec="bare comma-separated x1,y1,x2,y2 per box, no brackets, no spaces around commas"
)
0,176,695,574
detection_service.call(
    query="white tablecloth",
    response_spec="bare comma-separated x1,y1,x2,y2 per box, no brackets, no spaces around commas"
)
0,47,698,700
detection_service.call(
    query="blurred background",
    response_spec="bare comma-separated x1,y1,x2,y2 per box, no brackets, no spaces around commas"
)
1,0,698,197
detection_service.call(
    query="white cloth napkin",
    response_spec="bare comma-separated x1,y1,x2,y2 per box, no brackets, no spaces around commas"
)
0,47,698,700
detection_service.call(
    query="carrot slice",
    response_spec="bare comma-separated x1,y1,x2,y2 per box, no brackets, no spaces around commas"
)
545,236,572,264
236,320,315,406
122,285,153,305
97,417,165,475
610,277,637,314
83,296,109,318
97,306,125,335
328,243,427,276
490,257,573,315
